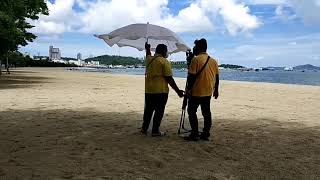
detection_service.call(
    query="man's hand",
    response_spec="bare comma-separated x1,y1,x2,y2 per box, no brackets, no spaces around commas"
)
176,89,184,98
145,42,151,56
213,90,219,99
145,42,151,50
185,89,192,98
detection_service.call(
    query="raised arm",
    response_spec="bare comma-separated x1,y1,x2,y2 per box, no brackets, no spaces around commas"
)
145,42,151,56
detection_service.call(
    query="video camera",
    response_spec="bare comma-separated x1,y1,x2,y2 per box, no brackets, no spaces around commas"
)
186,40,201,67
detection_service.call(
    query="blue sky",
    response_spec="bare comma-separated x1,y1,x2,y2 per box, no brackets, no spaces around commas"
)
20,0,320,67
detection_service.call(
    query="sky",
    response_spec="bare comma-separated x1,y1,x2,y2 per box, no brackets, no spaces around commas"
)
20,0,320,67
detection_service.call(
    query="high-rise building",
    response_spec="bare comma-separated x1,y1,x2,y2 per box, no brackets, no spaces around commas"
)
77,53,82,60
49,46,61,60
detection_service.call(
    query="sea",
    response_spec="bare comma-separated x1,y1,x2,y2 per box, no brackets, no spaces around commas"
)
75,68,320,86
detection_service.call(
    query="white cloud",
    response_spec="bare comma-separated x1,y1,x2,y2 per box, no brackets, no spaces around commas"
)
273,5,297,21
289,0,320,25
214,34,320,67
80,0,170,34
161,3,215,33
29,0,260,36
31,21,68,34
255,56,264,61
242,0,288,5
29,0,80,35
275,6,284,16
212,0,261,35
288,42,297,45
245,0,320,25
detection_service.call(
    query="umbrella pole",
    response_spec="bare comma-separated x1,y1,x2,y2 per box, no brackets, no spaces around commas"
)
143,25,149,133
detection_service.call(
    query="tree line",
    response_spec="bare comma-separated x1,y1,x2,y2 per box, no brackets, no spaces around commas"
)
0,0,48,75
85,55,144,66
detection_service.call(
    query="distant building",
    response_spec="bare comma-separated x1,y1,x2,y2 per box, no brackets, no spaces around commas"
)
49,46,61,60
69,60,84,66
86,61,100,67
284,67,293,71
77,53,82,60
52,59,66,64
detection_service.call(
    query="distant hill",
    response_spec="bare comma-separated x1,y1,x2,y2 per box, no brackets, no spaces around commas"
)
85,55,143,65
293,64,320,70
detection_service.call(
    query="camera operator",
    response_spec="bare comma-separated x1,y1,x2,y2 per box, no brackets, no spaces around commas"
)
184,38,220,141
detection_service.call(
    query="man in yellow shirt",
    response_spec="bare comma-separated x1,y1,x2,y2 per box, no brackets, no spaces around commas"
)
141,43,184,137
184,38,220,141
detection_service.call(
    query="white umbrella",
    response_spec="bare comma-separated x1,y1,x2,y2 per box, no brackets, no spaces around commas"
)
95,23,190,54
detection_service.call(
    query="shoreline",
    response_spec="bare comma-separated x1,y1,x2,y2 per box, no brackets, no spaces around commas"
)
66,67,320,88
3,67,320,88
62,66,320,87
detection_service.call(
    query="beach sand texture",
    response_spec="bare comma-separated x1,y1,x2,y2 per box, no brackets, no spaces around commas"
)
1,68,320,179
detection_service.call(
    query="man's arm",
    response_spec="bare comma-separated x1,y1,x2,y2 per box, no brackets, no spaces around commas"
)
145,42,151,56
213,74,219,99
186,73,196,91
164,76,184,98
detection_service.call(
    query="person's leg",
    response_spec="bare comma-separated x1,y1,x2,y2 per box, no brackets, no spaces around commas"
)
187,96,200,137
152,93,168,134
142,93,156,133
200,96,212,139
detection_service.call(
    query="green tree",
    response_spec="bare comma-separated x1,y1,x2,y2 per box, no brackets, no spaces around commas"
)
0,0,48,75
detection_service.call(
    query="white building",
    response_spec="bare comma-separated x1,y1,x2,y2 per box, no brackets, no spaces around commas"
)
284,67,293,71
49,46,61,60
69,60,84,66
88,61,100,66
52,59,66,64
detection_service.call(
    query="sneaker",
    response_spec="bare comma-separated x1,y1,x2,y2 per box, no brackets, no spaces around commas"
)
151,131,166,137
140,129,147,135
184,135,199,141
199,135,209,141
200,132,210,141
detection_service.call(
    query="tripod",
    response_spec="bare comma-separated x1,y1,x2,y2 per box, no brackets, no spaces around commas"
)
178,82,191,134
178,50,193,134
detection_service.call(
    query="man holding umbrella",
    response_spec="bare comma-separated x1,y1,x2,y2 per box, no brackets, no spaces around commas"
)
141,42,184,137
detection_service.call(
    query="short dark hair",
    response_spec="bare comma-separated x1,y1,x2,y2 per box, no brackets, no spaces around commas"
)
194,38,207,52
155,44,168,55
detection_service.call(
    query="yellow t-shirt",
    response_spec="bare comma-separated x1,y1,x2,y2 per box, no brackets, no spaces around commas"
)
145,54,173,94
188,52,219,97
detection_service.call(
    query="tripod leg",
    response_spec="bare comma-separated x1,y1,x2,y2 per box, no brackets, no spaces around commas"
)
178,109,184,134
182,110,186,130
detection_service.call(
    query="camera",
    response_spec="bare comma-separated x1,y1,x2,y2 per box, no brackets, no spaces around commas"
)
186,43,200,67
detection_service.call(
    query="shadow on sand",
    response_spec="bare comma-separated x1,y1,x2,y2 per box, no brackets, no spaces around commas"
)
0,70,52,90
0,109,319,179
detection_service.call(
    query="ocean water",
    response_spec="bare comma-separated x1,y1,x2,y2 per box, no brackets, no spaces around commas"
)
77,68,320,86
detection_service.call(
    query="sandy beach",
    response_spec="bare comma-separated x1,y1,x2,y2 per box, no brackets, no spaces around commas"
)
0,67,320,179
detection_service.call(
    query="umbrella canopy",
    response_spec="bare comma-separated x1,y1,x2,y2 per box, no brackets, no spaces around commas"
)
95,23,190,54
